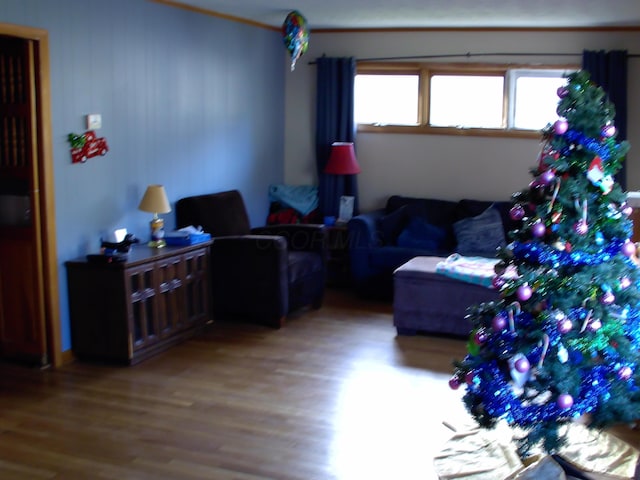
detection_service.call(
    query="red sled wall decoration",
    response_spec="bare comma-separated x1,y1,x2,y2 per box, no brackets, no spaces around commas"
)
67,130,109,164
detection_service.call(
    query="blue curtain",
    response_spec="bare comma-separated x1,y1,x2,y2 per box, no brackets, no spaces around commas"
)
582,50,628,189
315,57,358,218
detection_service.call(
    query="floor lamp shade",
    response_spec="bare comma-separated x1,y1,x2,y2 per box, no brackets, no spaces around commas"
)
138,185,171,247
324,142,361,175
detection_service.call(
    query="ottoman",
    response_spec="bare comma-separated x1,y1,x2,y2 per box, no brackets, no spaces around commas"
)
393,256,500,336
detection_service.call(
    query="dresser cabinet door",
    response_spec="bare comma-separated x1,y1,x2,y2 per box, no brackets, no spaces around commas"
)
126,263,159,351
183,247,210,326
155,254,186,337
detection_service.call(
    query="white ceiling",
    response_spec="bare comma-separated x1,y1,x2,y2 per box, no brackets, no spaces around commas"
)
167,0,640,29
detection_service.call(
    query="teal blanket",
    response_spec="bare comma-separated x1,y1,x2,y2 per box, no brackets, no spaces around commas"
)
268,184,318,216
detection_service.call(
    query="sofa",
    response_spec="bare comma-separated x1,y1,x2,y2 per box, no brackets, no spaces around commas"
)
347,195,519,300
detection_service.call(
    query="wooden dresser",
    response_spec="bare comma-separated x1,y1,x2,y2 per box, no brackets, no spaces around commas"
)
66,242,212,365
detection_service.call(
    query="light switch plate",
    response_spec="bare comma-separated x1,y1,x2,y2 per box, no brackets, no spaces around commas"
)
86,114,102,130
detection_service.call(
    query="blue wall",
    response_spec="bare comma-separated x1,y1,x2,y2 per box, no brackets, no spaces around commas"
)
1,0,286,351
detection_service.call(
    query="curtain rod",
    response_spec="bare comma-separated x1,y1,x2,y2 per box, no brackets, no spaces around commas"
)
309,51,640,64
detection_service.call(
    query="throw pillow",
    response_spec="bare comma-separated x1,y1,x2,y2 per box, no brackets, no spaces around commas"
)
397,217,447,250
453,205,506,257
378,205,409,245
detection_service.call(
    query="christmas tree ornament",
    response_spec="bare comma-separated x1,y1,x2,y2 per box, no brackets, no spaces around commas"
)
474,329,488,345
531,220,546,238
539,169,556,186
557,344,569,363
620,277,632,289
448,376,461,390
557,85,568,98
595,231,604,245
508,353,531,388
621,240,636,257
547,180,561,214
602,124,616,138
516,284,533,301
465,371,476,386
492,313,508,331
554,118,569,135
618,366,633,381
510,204,525,221
514,356,531,373
600,291,615,305
557,393,574,410
574,220,588,235
589,318,603,331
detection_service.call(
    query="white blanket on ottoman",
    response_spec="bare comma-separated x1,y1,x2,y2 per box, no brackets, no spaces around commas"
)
435,253,516,289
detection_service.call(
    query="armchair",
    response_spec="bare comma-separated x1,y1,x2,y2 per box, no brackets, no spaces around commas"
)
175,190,326,327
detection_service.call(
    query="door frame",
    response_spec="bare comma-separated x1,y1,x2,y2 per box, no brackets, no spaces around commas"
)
1,23,62,368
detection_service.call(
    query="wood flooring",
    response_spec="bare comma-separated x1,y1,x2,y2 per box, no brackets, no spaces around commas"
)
0,288,638,480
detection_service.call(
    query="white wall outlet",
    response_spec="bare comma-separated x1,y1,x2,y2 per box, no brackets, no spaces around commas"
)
86,114,102,130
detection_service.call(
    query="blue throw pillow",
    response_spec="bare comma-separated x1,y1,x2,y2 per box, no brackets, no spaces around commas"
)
397,217,447,250
378,205,409,245
453,205,506,257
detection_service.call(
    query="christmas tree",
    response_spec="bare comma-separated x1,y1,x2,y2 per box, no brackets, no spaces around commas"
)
449,70,640,456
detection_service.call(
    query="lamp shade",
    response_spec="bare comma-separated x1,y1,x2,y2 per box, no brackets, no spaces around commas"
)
138,185,171,214
324,142,361,175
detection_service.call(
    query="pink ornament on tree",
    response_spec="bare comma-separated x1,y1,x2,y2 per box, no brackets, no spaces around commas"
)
514,357,530,373
557,85,568,98
618,366,633,381
517,284,533,301
510,204,525,221
588,318,603,331
558,318,573,334
602,125,616,138
531,221,546,238
554,118,568,135
492,313,507,332
465,371,476,386
600,291,615,305
621,240,636,257
620,277,632,289
557,393,574,409
449,376,461,390
474,329,488,345
539,169,556,186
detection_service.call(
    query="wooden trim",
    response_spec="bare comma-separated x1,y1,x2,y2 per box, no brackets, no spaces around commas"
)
60,349,75,366
314,26,640,34
358,124,540,139
0,23,62,368
149,0,280,31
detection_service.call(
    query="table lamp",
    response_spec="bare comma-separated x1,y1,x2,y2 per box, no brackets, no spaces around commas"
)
324,142,361,175
138,184,171,248
324,142,361,223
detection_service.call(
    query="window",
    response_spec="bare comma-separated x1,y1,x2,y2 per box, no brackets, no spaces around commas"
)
354,74,420,125
355,63,577,137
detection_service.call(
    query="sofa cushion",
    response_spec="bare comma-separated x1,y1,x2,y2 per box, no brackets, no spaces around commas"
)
378,205,409,245
457,199,518,239
453,205,506,257
397,217,448,250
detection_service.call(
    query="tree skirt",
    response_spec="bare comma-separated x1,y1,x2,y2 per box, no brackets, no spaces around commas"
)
434,421,639,480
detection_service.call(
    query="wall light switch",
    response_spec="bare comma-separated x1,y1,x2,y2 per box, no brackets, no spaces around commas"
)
86,114,102,130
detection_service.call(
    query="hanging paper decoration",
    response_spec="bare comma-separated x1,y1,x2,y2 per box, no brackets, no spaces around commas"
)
67,130,109,164
282,10,309,71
